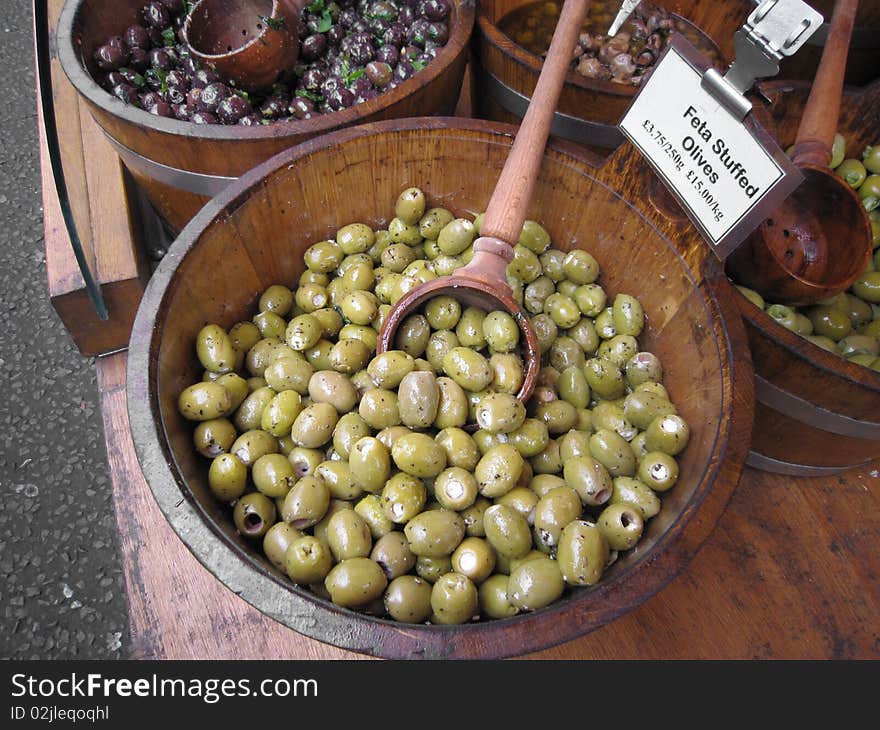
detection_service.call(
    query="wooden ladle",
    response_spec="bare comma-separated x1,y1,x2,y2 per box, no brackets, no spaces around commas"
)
378,0,591,403
725,0,873,306
183,0,304,93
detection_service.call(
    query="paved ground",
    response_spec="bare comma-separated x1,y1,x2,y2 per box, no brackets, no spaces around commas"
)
0,0,130,659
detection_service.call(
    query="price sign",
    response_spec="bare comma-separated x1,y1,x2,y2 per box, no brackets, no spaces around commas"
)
619,36,803,260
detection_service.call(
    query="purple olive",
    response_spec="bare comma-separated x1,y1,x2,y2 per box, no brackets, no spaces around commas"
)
111,83,140,104
164,69,190,91
369,1,399,21
376,44,399,66
190,111,218,124
367,17,390,37
146,27,164,46
289,96,315,119
173,102,194,120
426,21,448,45
197,82,229,111
423,0,450,22
148,47,173,70
181,55,200,75
326,87,355,110
349,74,372,99
191,69,220,89
399,7,415,25
165,85,187,105
326,24,345,46
104,70,127,88
237,114,262,126
142,1,171,30
156,0,184,14
119,67,145,86
338,9,359,28
216,95,252,124
365,60,393,88
124,24,152,50
128,47,150,72
382,23,406,48
94,44,128,71
406,19,431,48
259,95,288,119
301,34,327,62
140,90,164,108
186,87,203,106
301,67,327,91
148,100,175,117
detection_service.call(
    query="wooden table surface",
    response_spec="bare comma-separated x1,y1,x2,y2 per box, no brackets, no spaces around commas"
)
94,351,880,660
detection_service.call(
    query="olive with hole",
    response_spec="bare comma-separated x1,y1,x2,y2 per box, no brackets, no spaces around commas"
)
597,502,645,551
288,447,323,479
451,537,497,584
430,572,479,625
557,520,610,586
325,557,388,608
433,467,479,511
382,472,427,524
563,455,613,506
233,493,277,540
644,414,691,456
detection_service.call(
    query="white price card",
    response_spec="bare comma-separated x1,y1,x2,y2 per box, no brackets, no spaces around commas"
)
619,36,803,260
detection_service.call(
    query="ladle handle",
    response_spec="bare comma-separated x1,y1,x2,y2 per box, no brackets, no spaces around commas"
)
790,0,858,167
479,0,591,245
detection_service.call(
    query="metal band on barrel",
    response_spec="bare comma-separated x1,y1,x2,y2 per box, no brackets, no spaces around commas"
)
755,375,880,440
745,451,866,476
477,65,625,149
103,133,237,197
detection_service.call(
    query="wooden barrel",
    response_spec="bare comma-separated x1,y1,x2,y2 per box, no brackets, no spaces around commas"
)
125,118,753,658
471,0,728,154
732,80,880,475
56,0,474,233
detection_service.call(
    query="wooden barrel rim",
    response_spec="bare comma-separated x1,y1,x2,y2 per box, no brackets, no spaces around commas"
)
733,286,880,395
56,0,475,143
475,4,721,99
126,117,752,659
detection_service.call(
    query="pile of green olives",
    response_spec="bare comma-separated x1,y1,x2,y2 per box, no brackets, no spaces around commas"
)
177,186,690,624
737,136,880,371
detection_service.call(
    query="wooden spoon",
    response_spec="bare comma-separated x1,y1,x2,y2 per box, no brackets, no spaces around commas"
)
725,0,873,306
378,0,591,403
183,0,304,93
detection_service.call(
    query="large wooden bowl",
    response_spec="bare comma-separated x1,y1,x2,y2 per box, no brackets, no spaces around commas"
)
56,0,474,233
727,80,880,475
126,118,753,659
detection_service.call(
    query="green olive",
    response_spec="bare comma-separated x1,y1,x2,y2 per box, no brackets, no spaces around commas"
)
597,502,644,551
545,292,581,329
315,460,361,501
233,492,276,539
384,575,433,622
281,474,330,529
625,352,663,388
415,555,453,583
331,412,370,459
638,451,680,492
260,390,304,438
611,476,660,519
229,321,262,353
370,532,416,580
518,219,552,253
347,436,391,493
325,557,387,608
530,438,562,474
483,504,532,559
287,447,324,478
230,429,279,468
354,494,395,539
451,537,497,584
178,381,232,421
534,399,578,435
196,324,237,374
556,520,610,586
208,453,248,501
404,509,465,557
433,467,479,511
430,572,478,624
397,371,440,428
264,357,314,394
622,390,676,431
852,272,880,303
479,573,519,619
508,244,542,283
262,522,302,571
193,418,237,458
381,472,427,524
289,402,339,449
475,444,525,498
589,428,636,477
442,346,493,392
550,335,586,371
437,218,476,255
533,486,582,550
508,418,550,458
612,294,645,337
433,376,469,429
394,313,431,358
507,557,564,611
644,414,691,456
326,509,373,561
584,358,626,400
252,453,296,498
559,429,592,461
563,455,614,506
419,207,455,240
285,535,333,584
391,432,448,478
434,427,480,471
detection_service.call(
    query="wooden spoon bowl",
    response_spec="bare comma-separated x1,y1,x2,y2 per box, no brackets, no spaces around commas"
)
184,0,304,93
